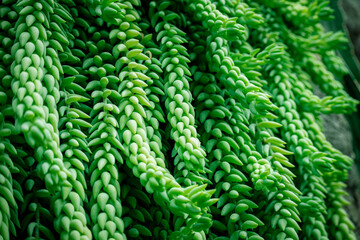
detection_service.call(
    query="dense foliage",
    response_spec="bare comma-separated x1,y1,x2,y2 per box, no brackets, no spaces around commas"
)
0,0,358,239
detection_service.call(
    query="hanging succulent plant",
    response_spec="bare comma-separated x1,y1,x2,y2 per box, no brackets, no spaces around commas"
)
0,0,357,239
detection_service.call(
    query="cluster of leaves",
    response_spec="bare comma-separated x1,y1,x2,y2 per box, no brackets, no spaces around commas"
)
0,0,357,239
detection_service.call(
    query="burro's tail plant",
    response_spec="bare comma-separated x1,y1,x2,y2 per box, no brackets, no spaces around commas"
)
0,0,358,239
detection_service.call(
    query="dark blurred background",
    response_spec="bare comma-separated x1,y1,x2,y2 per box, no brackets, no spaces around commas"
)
342,0,360,59
323,0,360,238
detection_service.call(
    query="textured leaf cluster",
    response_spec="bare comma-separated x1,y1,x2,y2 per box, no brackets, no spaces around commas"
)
0,0,357,239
